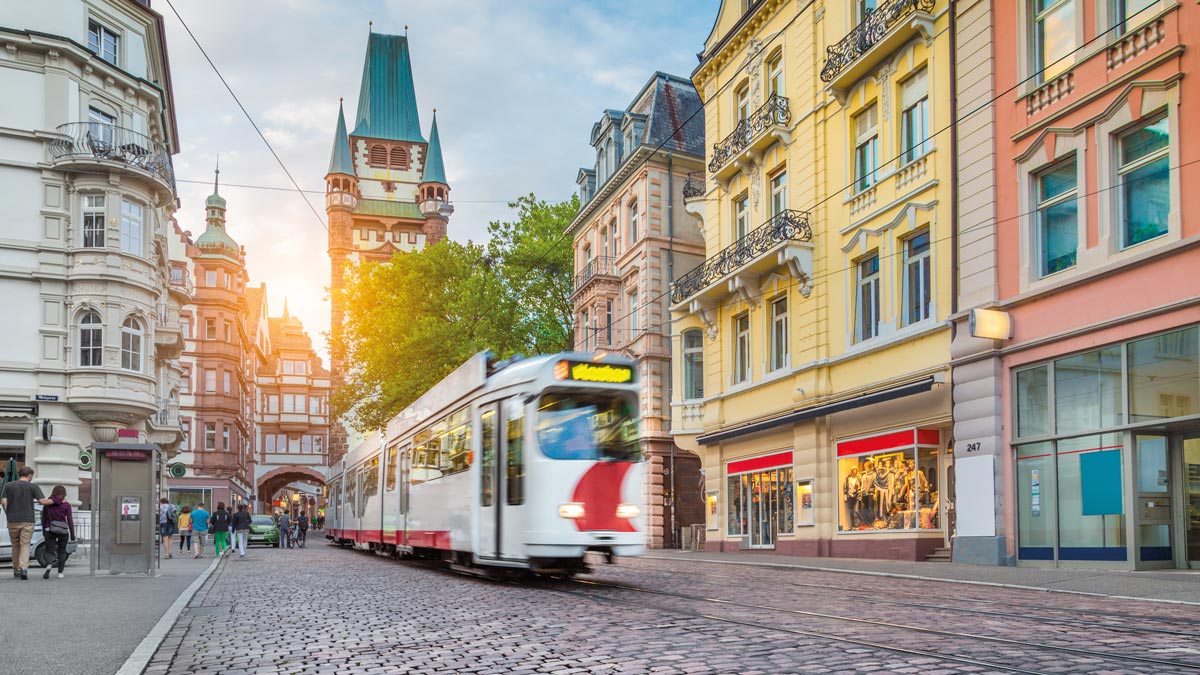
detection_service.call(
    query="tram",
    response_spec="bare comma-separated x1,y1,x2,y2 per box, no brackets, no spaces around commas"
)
326,351,645,575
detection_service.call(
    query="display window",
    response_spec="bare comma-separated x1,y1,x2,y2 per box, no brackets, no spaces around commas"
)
837,429,941,532
725,451,794,548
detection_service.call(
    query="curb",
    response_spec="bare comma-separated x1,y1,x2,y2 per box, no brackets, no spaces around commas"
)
113,554,223,675
641,554,1200,606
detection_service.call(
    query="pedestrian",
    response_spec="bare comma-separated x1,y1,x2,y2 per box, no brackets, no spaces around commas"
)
210,502,231,557
296,510,309,547
231,504,251,557
159,497,177,559
190,502,210,558
1,466,53,580
177,506,192,553
40,485,75,579
277,510,291,549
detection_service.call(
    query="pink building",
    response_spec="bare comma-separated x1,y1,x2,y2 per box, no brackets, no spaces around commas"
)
952,0,1200,569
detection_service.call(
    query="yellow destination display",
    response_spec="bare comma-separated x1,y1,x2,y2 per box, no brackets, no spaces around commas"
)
556,361,634,384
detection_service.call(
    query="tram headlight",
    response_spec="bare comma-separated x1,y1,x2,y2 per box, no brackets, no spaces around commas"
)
616,503,640,519
558,502,586,519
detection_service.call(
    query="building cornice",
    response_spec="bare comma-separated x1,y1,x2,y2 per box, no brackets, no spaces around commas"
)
566,146,703,237
692,0,787,90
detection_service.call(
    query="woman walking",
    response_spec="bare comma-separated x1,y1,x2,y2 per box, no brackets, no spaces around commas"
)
231,503,252,557
159,497,177,559
40,485,74,579
177,506,192,554
210,502,231,557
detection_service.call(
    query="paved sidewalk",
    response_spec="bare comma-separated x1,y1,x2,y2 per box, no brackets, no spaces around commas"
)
644,549,1200,603
1,553,214,675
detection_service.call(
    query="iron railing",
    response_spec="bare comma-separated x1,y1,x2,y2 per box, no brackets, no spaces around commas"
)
154,399,179,427
49,122,175,191
168,263,193,296
709,94,791,173
573,256,618,292
683,171,706,199
671,209,812,304
820,0,936,83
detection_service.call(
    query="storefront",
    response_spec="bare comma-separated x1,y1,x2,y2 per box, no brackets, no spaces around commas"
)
1011,324,1200,569
725,451,795,549
836,428,943,534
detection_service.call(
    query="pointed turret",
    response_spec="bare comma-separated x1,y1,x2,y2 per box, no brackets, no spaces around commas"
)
327,100,355,177
196,164,240,261
325,99,359,215
418,109,452,245
423,110,447,184
352,32,424,142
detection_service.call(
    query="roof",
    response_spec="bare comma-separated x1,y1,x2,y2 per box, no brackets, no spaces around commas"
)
328,102,355,176
423,111,447,184
635,72,704,157
351,33,425,143
354,199,424,220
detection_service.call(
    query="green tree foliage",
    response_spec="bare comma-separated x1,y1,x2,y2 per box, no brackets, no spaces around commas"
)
331,194,578,433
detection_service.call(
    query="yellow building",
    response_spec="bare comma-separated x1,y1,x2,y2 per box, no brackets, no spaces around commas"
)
672,0,953,560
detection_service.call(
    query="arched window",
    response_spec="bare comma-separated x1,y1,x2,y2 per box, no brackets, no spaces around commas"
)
682,329,704,400
389,146,408,169
120,317,143,372
368,145,388,168
628,199,639,243
79,310,103,367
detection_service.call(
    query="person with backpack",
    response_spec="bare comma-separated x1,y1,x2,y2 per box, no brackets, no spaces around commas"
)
40,485,75,579
190,503,210,559
230,504,252,557
210,502,231,557
277,511,291,549
158,497,177,559
177,506,192,554
296,511,309,547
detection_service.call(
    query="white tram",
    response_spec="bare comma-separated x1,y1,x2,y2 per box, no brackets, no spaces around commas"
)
326,351,645,574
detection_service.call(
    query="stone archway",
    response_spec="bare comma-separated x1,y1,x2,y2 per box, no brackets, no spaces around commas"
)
256,465,327,514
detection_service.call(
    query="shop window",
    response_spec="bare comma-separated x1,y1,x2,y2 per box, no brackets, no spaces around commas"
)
1034,0,1077,83
1054,346,1123,434
838,433,939,532
726,464,793,543
726,474,744,536
1128,327,1198,422
1016,442,1055,559
682,329,704,400
1118,115,1170,248
1035,156,1078,276
1015,365,1051,438
796,479,814,526
1057,434,1125,559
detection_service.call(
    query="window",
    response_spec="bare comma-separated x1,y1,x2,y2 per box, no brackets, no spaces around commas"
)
796,479,815,526
1036,157,1078,276
1034,0,1076,82
314,435,324,455
856,254,881,342
682,329,704,400
1128,327,1198,423
769,296,788,371
857,0,878,22
301,435,314,453
627,289,639,336
268,395,278,413
903,231,932,324
600,228,608,262
283,394,306,413
120,317,142,371
854,105,879,192
223,371,232,395
180,317,190,339
120,200,143,256
205,270,216,288
369,145,387,168
505,398,524,505
1118,116,1169,248
222,426,230,452
770,171,787,217
389,146,408,169
79,311,102,367
82,195,105,248
536,393,639,461
309,396,321,414
223,321,232,342
767,50,784,98
735,82,750,122
628,200,639,242
839,439,939,531
205,318,216,340
223,272,231,289
385,444,398,491
204,423,216,451
610,218,619,256
1114,0,1158,35
365,457,380,498
733,313,750,384
605,299,613,345
734,195,749,240
1055,346,1124,434
900,68,930,164
480,408,496,507
727,465,794,539
87,20,119,66
204,369,216,393
581,309,590,351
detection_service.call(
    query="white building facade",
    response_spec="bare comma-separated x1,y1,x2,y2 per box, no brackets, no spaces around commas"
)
0,0,184,503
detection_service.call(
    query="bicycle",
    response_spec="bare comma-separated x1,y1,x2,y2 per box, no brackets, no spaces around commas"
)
291,523,306,548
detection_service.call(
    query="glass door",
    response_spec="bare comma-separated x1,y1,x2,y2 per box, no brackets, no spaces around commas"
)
1184,435,1200,569
1135,434,1172,567
748,471,777,549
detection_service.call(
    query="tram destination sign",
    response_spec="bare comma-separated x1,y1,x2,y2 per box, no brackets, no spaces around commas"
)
555,360,635,384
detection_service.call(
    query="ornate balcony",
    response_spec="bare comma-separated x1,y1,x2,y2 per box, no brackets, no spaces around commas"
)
168,263,193,300
820,0,935,96
682,171,706,199
708,94,791,179
49,122,175,194
671,209,812,305
572,256,620,298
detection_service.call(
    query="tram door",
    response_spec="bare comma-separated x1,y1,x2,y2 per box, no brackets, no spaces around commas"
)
499,397,527,559
477,404,500,558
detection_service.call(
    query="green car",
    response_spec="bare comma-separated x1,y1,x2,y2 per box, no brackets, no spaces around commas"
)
248,515,280,547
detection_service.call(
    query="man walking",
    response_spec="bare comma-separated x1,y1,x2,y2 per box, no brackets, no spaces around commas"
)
210,502,231,557
277,510,291,549
231,504,251,557
1,466,53,580
190,503,210,559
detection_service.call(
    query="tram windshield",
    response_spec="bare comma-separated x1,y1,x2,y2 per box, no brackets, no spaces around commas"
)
536,393,640,461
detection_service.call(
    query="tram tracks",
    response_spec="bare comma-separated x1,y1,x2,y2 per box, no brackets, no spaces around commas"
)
542,577,1200,674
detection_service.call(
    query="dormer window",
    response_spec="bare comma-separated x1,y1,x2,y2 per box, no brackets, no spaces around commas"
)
87,19,119,66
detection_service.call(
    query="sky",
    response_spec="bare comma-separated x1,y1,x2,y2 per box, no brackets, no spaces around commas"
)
162,0,722,360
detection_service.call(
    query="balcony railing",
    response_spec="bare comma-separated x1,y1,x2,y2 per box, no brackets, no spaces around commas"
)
49,122,175,191
573,256,618,292
168,263,194,296
820,0,935,83
709,94,791,174
682,171,706,199
671,209,811,304
154,399,179,427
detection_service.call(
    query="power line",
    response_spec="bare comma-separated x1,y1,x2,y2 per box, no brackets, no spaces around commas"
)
163,0,328,233
174,178,573,204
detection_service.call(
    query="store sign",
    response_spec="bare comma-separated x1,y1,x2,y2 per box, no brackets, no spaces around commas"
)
108,449,149,461
554,361,634,384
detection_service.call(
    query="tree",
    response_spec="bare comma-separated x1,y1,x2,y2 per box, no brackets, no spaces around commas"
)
331,194,578,433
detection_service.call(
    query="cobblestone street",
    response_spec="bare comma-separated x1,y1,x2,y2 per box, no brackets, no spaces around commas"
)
145,542,1200,675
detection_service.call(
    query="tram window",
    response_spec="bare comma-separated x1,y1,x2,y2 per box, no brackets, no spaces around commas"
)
536,393,639,461
506,398,525,505
411,430,432,484
480,408,496,506
385,444,398,492
365,456,380,499
446,408,471,475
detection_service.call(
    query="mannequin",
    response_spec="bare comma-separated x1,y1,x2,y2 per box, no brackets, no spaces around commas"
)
859,459,877,527
843,467,862,529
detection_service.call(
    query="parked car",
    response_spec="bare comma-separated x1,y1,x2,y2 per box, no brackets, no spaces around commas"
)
0,506,78,568
248,514,279,547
